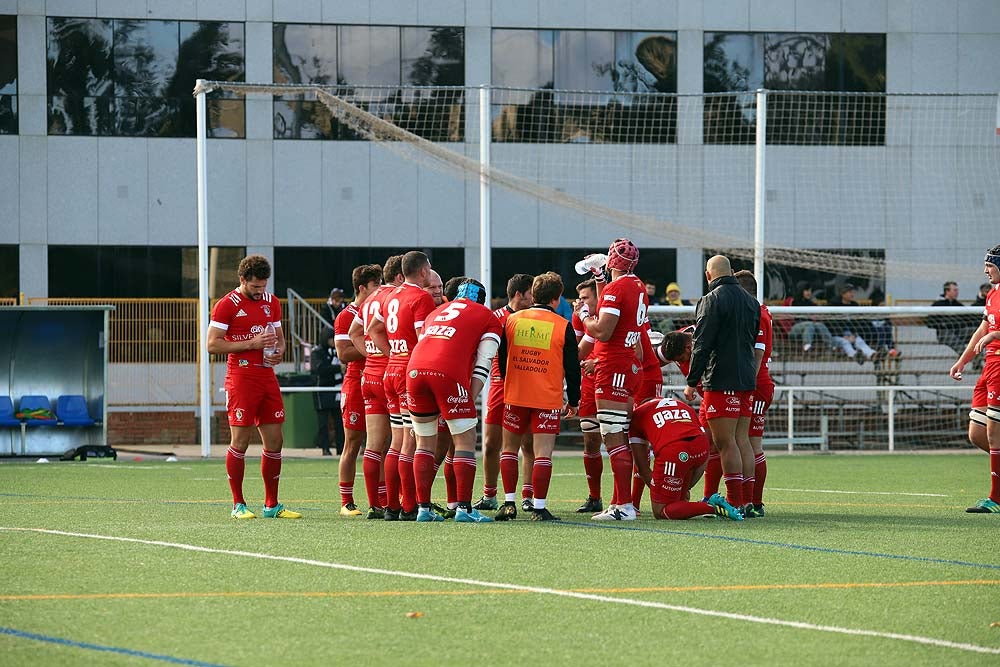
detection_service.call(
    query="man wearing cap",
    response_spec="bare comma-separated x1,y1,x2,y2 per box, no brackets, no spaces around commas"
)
324,288,347,324
949,245,1000,514
578,238,649,521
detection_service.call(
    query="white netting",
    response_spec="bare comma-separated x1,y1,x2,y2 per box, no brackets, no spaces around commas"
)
194,81,1000,291
651,305,977,450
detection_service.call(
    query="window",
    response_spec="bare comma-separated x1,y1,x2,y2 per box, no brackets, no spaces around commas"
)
46,17,245,138
0,245,17,298
704,32,886,145
49,246,246,298
0,15,17,134
274,247,465,297
491,29,677,143
272,24,465,141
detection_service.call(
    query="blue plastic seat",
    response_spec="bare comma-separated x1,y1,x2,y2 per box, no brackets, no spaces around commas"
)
56,395,96,427
18,395,58,426
0,397,20,426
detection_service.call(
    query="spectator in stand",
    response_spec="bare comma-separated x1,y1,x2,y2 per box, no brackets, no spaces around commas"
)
866,288,898,356
664,282,692,306
788,282,834,353
931,281,977,355
645,280,662,306
323,288,347,324
973,283,991,308
829,284,877,364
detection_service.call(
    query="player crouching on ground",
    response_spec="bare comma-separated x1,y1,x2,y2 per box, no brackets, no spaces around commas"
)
406,279,503,523
629,396,743,521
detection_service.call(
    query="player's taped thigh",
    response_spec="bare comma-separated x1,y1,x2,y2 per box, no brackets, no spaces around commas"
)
389,414,404,428
446,417,478,435
410,418,438,437
579,417,600,433
970,407,988,426
985,406,1000,423
597,409,630,436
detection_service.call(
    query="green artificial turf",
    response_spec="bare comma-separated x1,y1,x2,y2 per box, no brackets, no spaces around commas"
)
0,453,997,666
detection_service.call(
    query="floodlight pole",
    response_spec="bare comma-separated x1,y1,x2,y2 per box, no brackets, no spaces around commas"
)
196,80,212,458
753,89,767,303
479,86,492,306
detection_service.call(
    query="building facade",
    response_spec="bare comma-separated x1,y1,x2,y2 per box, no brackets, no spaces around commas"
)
2,0,999,302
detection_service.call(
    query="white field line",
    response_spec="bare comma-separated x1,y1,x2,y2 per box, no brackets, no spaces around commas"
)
1,527,996,656
767,488,948,497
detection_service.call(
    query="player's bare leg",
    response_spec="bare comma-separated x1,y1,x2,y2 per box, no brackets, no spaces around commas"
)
398,408,419,518
593,397,635,519
969,414,988,452
735,415,756,516
707,416,744,509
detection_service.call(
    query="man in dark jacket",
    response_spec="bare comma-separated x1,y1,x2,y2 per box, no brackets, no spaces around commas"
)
311,326,344,456
683,255,759,511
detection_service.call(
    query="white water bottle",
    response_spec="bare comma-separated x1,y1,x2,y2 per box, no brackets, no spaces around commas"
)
574,253,608,276
262,323,277,367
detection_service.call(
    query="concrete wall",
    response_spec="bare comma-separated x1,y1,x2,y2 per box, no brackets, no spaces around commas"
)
4,0,1000,300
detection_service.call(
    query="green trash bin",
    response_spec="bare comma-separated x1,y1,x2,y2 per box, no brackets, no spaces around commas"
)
276,372,316,448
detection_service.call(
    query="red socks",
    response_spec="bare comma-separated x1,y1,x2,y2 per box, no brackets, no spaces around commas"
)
990,450,1000,502
703,452,722,498
261,450,282,508
753,452,767,506
500,452,519,496
226,447,246,506
453,452,477,504
583,452,603,499
384,448,401,511
723,473,744,508
532,457,552,504
362,449,383,508
659,501,713,520
413,449,436,506
398,453,416,512
608,444,634,507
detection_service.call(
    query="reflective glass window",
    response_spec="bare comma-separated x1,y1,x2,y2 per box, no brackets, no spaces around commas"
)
704,32,885,145
46,17,245,138
492,29,676,143
272,24,465,141
0,15,17,134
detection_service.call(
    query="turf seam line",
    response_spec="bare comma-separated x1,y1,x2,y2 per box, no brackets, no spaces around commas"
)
3,527,998,657
0,626,232,666
551,520,1000,571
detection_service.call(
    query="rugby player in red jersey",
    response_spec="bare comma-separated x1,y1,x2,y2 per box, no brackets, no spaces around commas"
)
950,244,1000,514
407,279,503,523
333,263,382,517
734,270,774,517
368,251,437,520
629,397,742,521
207,254,301,520
472,274,535,512
348,255,404,519
572,278,604,513
580,239,648,521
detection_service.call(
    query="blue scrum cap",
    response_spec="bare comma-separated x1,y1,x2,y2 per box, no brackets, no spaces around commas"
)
455,279,486,305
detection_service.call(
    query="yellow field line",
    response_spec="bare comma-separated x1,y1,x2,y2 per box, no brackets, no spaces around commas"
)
2,579,997,602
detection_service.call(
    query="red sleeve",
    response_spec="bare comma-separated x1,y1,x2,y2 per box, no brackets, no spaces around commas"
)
210,296,236,328
270,295,282,325
413,292,436,328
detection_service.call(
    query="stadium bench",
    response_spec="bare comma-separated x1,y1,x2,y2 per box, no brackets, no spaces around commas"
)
56,394,97,427
18,395,58,426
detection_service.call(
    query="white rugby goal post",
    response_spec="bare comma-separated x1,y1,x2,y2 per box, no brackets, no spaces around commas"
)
192,80,1000,454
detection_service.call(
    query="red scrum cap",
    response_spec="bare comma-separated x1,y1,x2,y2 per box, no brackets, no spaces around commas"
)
606,238,639,273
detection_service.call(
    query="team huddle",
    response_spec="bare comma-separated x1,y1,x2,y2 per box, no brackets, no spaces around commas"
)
210,240,779,523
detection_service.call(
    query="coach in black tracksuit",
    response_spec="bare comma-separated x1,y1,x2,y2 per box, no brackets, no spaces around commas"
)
683,254,760,508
